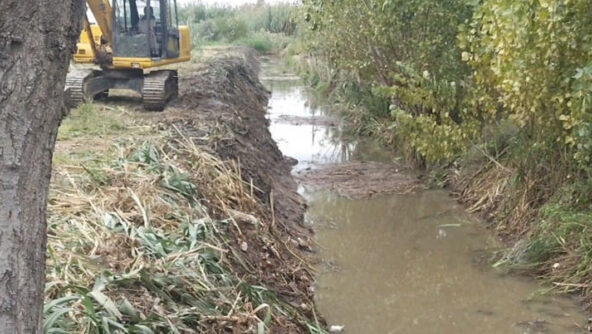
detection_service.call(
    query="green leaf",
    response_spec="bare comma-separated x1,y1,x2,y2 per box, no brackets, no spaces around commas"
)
44,295,80,313
89,290,123,320
44,308,72,334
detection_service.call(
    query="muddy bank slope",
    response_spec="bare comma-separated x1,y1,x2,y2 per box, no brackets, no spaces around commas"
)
155,49,316,329
157,49,317,329
47,49,321,333
169,49,309,235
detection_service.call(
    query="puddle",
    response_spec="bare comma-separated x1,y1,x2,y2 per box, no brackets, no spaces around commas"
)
261,60,589,333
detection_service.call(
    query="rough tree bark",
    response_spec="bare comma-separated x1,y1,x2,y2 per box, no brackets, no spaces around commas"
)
0,0,84,332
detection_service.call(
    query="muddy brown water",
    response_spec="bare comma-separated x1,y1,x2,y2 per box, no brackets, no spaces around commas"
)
260,61,589,333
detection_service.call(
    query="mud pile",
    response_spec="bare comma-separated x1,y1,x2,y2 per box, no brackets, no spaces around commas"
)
166,49,308,233
159,48,318,331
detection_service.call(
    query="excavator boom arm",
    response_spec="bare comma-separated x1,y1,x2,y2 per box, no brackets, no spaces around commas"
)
86,0,113,44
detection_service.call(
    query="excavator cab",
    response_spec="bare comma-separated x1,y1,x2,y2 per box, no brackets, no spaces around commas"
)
66,0,191,111
112,0,180,59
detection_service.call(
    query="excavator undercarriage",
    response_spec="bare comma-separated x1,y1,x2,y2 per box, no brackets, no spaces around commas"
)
65,0,190,112
65,69,178,111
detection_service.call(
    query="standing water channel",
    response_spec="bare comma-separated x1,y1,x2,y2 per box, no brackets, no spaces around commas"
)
260,60,589,333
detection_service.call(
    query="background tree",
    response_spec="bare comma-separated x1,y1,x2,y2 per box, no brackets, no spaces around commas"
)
301,0,474,162
0,0,84,331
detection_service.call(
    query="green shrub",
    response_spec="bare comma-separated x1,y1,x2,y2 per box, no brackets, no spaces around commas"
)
194,16,248,42
236,33,274,53
239,3,297,35
301,0,474,162
180,2,298,46
462,0,592,173
302,0,592,173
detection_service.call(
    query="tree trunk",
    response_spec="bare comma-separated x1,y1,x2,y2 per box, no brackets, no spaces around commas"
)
0,1,84,332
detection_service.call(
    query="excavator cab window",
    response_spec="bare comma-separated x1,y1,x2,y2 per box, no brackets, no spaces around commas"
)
112,0,180,59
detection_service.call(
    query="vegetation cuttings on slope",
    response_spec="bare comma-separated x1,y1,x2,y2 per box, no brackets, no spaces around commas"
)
45,49,325,333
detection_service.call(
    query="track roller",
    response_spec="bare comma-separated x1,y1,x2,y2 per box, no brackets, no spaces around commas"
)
142,70,178,111
64,70,93,109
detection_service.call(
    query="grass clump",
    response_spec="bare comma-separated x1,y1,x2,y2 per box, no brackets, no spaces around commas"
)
236,33,274,53
58,103,127,140
235,32,293,54
496,203,592,304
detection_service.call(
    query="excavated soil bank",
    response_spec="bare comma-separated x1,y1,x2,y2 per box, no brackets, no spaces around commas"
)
296,162,422,199
157,49,318,331
162,50,309,234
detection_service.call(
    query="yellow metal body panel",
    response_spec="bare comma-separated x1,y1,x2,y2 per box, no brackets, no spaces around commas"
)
73,25,103,64
179,26,192,60
72,25,191,70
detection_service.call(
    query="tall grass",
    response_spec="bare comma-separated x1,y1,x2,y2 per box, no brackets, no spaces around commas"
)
179,2,298,52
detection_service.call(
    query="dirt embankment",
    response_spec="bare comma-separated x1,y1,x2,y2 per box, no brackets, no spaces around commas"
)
157,49,318,330
168,49,309,235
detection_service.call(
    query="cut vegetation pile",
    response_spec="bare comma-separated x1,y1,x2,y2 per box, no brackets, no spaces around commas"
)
296,162,421,199
46,49,323,333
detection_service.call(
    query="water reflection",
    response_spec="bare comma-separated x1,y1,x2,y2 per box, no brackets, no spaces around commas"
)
264,78,358,169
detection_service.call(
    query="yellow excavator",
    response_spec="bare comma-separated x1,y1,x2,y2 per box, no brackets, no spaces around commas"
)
65,0,191,111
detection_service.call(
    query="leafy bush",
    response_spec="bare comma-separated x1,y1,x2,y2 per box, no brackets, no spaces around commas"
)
236,32,274,53
240,3,297,35
462,0,592,172
193,16,248,42
302,0,592,173
301,0,474,162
